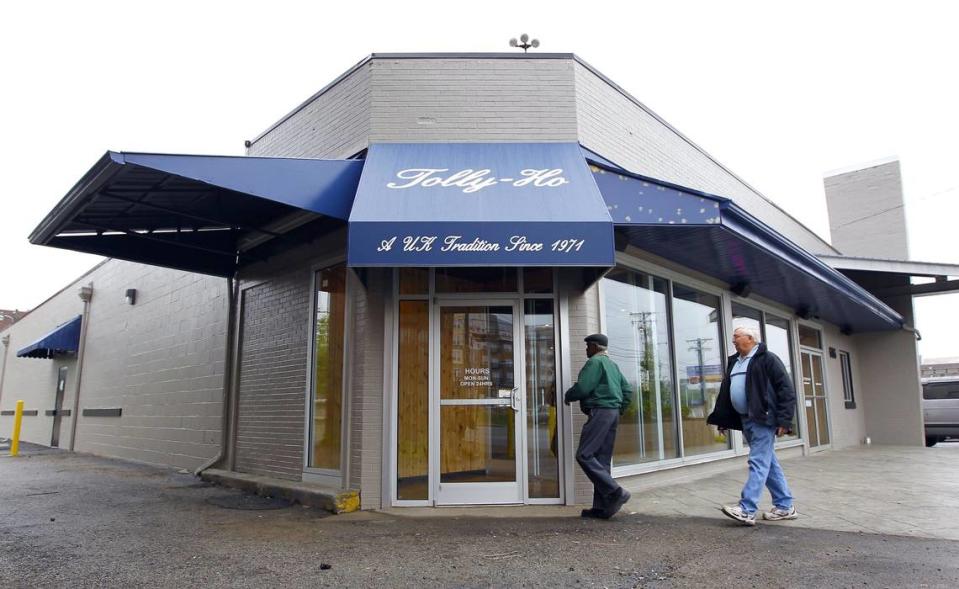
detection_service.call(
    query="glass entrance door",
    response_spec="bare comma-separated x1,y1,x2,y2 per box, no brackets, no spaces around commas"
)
434,301,523,504
801,351,830,448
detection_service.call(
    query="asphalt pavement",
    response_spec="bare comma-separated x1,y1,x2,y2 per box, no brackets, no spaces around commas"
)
1,442,957,588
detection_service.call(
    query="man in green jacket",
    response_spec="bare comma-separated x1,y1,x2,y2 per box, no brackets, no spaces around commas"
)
564,333,633,519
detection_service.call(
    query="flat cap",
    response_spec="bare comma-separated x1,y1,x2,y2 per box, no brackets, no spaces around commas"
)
584,333,608,347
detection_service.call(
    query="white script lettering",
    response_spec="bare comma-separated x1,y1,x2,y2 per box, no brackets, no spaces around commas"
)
386,168,569,193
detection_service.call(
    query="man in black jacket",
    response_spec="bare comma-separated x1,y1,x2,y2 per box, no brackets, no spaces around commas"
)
708,326,798,526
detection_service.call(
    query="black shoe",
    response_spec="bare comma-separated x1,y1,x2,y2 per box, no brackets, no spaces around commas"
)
580,508,604,518
601,489,631,519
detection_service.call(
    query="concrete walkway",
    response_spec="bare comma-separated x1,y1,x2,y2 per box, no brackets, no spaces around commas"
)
627,441,959,540
384,442,959,541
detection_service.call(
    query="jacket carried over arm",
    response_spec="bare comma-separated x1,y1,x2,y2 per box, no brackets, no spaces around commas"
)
564,354,633,414
707,342,796,432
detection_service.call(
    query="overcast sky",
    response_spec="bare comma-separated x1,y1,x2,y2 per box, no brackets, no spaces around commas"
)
1,1,956,358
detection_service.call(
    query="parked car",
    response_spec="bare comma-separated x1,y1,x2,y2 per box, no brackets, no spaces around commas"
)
922,377,959,447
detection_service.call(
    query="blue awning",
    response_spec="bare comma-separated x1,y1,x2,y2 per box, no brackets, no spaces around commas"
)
17,315,83,359
347,143,614,266
587,156,903,332
29,152,363,277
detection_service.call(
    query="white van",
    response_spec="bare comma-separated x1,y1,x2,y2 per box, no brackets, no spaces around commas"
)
923,377,959,447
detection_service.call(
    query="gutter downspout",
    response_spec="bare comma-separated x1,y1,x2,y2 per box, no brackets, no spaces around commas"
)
0,334,10,407
195,276,238,475
69,284,94,451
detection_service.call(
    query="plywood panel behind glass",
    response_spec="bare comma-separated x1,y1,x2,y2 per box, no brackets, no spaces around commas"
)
397,301,429,500
311,266,346,470
439,305,516,483
440,405,516,483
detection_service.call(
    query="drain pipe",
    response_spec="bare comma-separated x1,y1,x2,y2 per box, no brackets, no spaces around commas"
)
195,275,238,475
69,284,94,451
0,334,11,407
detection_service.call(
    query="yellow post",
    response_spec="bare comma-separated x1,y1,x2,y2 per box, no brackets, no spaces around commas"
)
10,399,24,457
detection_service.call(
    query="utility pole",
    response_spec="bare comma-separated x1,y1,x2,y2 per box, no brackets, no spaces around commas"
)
686,337,713,407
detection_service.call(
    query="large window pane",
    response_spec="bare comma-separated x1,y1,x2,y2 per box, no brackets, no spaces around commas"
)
731,303,762,336
603,267,678,467
397,301,429,499
766,314,799,441
673,284,728,456
525,299,560,498
310,265,346,471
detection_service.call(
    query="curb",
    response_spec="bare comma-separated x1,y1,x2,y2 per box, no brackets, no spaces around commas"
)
199,468,360,514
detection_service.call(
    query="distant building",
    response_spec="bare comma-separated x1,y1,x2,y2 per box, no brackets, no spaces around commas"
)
921,358,959,379
0,309,28,333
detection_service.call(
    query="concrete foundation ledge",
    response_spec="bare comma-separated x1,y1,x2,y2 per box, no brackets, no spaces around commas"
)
199,468,359,514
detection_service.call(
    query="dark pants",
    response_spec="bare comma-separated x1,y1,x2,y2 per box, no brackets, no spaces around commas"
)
575,408,622,509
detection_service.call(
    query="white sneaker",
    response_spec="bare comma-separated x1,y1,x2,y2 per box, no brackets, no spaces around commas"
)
762,506,798,521
721,504,756,526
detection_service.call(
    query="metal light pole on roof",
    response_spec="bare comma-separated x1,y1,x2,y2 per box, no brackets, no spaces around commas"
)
509,34,540,53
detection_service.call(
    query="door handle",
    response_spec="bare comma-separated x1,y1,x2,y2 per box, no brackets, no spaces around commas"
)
510,387,520,412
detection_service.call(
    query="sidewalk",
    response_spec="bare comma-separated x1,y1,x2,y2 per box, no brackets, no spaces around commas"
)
626,441,959,540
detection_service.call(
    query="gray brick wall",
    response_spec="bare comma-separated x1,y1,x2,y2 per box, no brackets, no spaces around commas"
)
824,160,909,259
566,281,602,504
573,61,836,255
234,270,311,480
247,62,371,159
347,268,387,507
369,57,578,142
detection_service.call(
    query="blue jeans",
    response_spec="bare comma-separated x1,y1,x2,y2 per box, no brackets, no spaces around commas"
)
739,419,793,514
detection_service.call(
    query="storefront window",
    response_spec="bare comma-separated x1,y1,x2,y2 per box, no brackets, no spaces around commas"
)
731,303,762,336
672,284,728,456
524,299,560,498
397,300,429,499
310,265,346,471
603,268,679,467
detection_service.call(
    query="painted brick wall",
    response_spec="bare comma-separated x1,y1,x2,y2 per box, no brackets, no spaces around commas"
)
1,259,227,470
247,63,371,159
573,61,835,256
76,261,227,469
369,57,578,142
821,325,867,449
0,289,84,446
234,269,311,480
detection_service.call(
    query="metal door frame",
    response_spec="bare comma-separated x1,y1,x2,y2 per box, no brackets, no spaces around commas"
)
431,298,526,505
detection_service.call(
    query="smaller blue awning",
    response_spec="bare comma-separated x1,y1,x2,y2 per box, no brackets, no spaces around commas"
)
17,316,83,359
348,143,614,266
